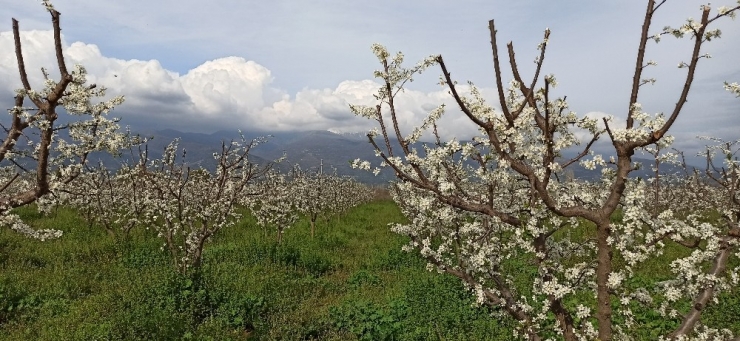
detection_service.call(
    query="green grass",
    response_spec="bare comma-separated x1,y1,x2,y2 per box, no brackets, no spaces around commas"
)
1,202,738,340
0,201,513,340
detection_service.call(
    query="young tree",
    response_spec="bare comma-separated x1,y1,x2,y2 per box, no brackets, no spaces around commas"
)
352,2,740,340
325,173,373,216
249,170,300,244
59,158,150,237
138,136,272,272
291,167,373,238
1,1,129,240
291,167,327,238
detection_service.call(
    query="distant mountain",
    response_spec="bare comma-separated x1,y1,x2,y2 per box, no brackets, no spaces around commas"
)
79,128,699,185
122,129,392,183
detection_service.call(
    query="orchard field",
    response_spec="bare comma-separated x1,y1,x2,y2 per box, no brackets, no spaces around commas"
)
0,199,517,341
1,200,739,340
3,1,740,340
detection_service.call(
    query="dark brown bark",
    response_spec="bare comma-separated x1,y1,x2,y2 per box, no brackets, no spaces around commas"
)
627,0,658,128
595,222,614,340
2,9,74,213
488,20,513,125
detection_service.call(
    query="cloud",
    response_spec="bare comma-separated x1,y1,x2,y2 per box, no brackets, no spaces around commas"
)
1,23,737,163
0,30,56,93
181,57,271,114
1,30,477,138
0,31,333,132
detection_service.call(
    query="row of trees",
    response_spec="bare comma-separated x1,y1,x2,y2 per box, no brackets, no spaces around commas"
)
58,137,273,272
58,142,373,272
250,167,373,243
351,1,740,340
1,2,373,274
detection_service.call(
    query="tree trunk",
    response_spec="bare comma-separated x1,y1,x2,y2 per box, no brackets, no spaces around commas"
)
595,222,613,340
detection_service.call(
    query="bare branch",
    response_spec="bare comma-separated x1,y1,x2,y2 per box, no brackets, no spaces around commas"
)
489,20,513,125
627,0,658,129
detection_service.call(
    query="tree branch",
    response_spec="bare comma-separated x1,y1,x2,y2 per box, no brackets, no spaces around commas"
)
627,0,657,129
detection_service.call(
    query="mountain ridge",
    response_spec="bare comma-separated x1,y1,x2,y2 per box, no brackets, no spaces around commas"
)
82,128,697,185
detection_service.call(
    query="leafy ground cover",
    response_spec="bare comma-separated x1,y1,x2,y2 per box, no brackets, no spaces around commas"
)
0,200,515,340
1,200,738,340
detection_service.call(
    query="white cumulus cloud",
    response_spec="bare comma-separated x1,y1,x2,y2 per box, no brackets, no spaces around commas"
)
1,29,487,141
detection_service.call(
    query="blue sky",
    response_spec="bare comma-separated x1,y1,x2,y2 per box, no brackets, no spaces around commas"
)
1,1,739,158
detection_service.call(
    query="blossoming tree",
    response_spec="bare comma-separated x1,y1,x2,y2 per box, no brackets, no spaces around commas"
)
291,167,374,238
137,137,273,272
352,1,740,340
248,167,373,242
248,170,299,244
57,133,273,272
0,1,129,240
59,161,149,236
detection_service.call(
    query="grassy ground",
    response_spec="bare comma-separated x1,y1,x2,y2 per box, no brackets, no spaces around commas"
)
0,201,515,340
2,201,738,340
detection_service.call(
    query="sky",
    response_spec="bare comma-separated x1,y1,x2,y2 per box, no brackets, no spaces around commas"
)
1,0,739,160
